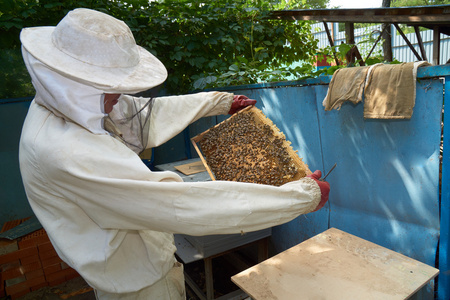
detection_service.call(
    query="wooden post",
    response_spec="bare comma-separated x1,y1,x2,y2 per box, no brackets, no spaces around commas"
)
414,26,428,62
345,22,355,64
345,22,355,45
204,257,214,300
257,237,269,263
433,26,440,65
381,0,393,62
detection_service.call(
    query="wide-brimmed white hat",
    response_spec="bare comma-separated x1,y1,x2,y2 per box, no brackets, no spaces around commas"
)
20,8,167,93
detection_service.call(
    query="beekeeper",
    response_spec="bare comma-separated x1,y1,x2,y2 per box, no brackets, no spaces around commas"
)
19,8,330,300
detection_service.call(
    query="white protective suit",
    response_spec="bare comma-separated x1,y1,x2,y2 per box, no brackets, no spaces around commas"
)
19,49,322,298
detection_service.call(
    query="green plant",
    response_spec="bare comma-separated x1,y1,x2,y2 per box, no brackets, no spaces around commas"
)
1,0,324,98
127,0,320,93
0,0,110,98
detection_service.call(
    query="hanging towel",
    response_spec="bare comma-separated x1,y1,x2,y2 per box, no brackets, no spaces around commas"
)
322,65,375,111
363,61,430,119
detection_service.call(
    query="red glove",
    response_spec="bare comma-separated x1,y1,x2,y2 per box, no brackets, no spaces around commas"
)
307,170,330,212
228,95,257,114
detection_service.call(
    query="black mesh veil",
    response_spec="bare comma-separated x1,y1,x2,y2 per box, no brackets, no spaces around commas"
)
104,96,154,154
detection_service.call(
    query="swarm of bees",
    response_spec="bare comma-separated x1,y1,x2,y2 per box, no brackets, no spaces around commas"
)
193,106,310,186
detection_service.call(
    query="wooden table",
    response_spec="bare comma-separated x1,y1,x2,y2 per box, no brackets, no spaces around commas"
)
232,228,439,300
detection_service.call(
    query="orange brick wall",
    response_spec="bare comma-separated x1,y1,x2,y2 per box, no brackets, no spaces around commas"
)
0,218,81,299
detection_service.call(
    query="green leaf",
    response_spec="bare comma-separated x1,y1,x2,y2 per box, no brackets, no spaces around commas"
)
172,52,183,61
229,64,239,72
43,2,63,9
338,43,353,55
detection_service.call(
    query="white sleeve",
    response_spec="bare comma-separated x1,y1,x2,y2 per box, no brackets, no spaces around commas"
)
147,92,233,147
46,133,321,236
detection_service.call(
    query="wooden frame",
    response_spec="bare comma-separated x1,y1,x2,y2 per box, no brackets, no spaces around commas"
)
191,106,311,185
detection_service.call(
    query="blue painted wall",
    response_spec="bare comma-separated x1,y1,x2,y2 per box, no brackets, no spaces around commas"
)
0,98,33,224
156,65,447,299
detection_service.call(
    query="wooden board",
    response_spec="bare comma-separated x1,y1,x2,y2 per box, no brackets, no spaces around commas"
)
174,160,206,175
231,228,439,300
191,106,311,186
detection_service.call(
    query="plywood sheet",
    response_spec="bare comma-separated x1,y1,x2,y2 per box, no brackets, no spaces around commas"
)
232,228,439,300
174,160,206,175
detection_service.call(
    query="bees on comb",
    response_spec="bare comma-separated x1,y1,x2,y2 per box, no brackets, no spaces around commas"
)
195,107,309,186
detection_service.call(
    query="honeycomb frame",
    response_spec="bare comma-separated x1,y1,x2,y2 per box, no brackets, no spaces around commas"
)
191,106,311,186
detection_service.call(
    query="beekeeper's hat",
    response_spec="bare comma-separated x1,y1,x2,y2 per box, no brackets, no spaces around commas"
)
20,8,167,93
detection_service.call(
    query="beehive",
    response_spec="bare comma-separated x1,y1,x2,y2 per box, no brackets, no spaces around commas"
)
191,106,311,186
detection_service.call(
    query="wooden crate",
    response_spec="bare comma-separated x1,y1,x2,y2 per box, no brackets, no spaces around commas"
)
191,106,311,186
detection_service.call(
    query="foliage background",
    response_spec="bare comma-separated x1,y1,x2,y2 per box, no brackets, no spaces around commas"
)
0,0,326,98
391,0,450,6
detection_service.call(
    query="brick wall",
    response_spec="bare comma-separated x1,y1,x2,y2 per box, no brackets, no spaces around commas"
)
0,218,81,299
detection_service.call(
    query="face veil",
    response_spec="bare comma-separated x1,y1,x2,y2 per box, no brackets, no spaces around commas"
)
104,96,154,154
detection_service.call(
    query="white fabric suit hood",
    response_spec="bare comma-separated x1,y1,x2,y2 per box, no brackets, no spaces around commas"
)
22,48,108,134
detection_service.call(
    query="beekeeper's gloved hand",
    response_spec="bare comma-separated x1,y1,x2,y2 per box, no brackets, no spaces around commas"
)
228,95,257,115
307,170,330,212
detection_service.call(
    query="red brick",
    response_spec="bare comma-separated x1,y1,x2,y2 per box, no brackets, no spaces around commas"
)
1,266,23,280
0,263,4,297
30,281,48,291
45,269,67,283
0,276,5,298
26,275,46,288
0,246,38,265
18,229,50,250
47,276,66,287
18,235,50,249
43,263,61,276
5,275,26,287
41,256,63,268
22,261,42,273
9,288,30,300
20,254,40,265
5,280,29,296
45,267,80,286
64,268,80,281
0,260,20,272
39,248,58,260
25,269,44,280
18,239,37,250
37,241,54,253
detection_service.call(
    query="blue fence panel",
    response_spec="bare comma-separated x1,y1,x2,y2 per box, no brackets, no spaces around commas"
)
207,66,446,299
226,84,330,251
439,73,450,300
318,77,442,299
319,76,441,261
0,99,33,225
